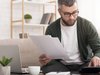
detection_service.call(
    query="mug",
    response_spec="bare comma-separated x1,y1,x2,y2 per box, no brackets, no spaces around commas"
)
28,66,40,75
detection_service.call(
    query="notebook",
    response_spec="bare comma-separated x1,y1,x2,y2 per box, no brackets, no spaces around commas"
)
0,45,29,74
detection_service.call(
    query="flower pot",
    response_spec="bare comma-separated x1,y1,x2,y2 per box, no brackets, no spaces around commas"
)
25,19,31,23
0,66,11,75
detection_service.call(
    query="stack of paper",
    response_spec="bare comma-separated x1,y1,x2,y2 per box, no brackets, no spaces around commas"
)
30,35,67,60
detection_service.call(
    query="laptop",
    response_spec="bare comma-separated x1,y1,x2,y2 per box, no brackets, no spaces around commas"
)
0,45,29,74
79,67,100,73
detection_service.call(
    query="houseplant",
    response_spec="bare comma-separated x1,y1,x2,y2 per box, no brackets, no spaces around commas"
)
24,14,32,23
0,56,12,75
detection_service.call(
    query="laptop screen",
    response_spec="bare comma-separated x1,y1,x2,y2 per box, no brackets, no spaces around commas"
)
0,45,22,73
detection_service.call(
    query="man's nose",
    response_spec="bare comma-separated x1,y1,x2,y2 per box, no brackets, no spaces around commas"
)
69,15,74,19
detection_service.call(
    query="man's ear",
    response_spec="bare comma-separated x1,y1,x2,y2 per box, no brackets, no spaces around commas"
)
58,8,61,15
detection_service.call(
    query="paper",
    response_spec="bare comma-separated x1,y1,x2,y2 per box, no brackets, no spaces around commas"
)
30,35,67,60
46,72,71,75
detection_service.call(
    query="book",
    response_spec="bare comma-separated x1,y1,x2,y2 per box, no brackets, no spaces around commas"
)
48,13,55,24
40,13,52,24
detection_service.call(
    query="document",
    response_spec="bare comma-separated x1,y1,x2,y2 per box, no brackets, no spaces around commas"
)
30,35,67,60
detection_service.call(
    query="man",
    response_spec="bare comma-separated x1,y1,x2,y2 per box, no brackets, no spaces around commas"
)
39,0,100,74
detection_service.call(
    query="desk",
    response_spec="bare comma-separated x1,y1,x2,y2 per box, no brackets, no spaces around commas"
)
11,74,30,75
11,73,100,75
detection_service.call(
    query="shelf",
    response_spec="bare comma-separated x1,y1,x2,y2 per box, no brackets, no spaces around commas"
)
12,0,22,3
12,0,56,5
12,20,22,23
48,0,56,3
11,0,56,38
13,24,48,27
25,24,48,27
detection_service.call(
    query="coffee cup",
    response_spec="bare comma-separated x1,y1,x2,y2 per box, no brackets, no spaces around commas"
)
28,66,40,75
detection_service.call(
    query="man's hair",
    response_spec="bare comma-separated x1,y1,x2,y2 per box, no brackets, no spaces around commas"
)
58,0,77,7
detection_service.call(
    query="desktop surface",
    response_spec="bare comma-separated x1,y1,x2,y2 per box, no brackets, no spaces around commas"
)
11,73,100,75
11,74,30,75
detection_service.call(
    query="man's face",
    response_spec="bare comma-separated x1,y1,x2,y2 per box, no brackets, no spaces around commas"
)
58,3,79,26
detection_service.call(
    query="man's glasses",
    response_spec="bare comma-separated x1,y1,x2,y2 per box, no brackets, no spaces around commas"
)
63,10,79,17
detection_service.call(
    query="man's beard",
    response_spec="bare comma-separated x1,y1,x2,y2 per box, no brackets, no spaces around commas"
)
62,18,77,26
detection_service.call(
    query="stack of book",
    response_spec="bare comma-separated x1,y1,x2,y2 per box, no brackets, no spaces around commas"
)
40,13,55,24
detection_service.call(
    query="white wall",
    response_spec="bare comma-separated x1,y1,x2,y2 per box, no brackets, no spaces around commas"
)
0,0,10,39
77,0,100,33
0,0,100,39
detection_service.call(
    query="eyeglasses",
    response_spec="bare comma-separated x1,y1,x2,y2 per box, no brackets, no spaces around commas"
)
63,10,79,17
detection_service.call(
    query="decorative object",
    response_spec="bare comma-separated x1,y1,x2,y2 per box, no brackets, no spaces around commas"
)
19,33,28,39
0,56,12,75
24,14,32,23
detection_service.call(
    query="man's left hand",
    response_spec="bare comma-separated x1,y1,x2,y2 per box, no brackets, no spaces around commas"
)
88,56,100,67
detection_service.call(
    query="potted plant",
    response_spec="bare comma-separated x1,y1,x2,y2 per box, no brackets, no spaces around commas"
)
0,56,12,75
24,14,32,23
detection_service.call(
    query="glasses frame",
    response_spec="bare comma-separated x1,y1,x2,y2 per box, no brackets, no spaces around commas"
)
63,10,79,17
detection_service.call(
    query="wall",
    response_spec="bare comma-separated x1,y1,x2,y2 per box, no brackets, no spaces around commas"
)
0,0,10,39
78,0,100,33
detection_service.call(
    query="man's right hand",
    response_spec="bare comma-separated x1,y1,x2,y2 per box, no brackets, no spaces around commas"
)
39,54,52,66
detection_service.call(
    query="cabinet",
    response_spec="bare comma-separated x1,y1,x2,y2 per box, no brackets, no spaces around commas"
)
10,0,57,39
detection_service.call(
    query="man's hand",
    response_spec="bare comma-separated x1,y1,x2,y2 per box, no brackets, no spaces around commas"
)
88,56,100,67
39,54,52,66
